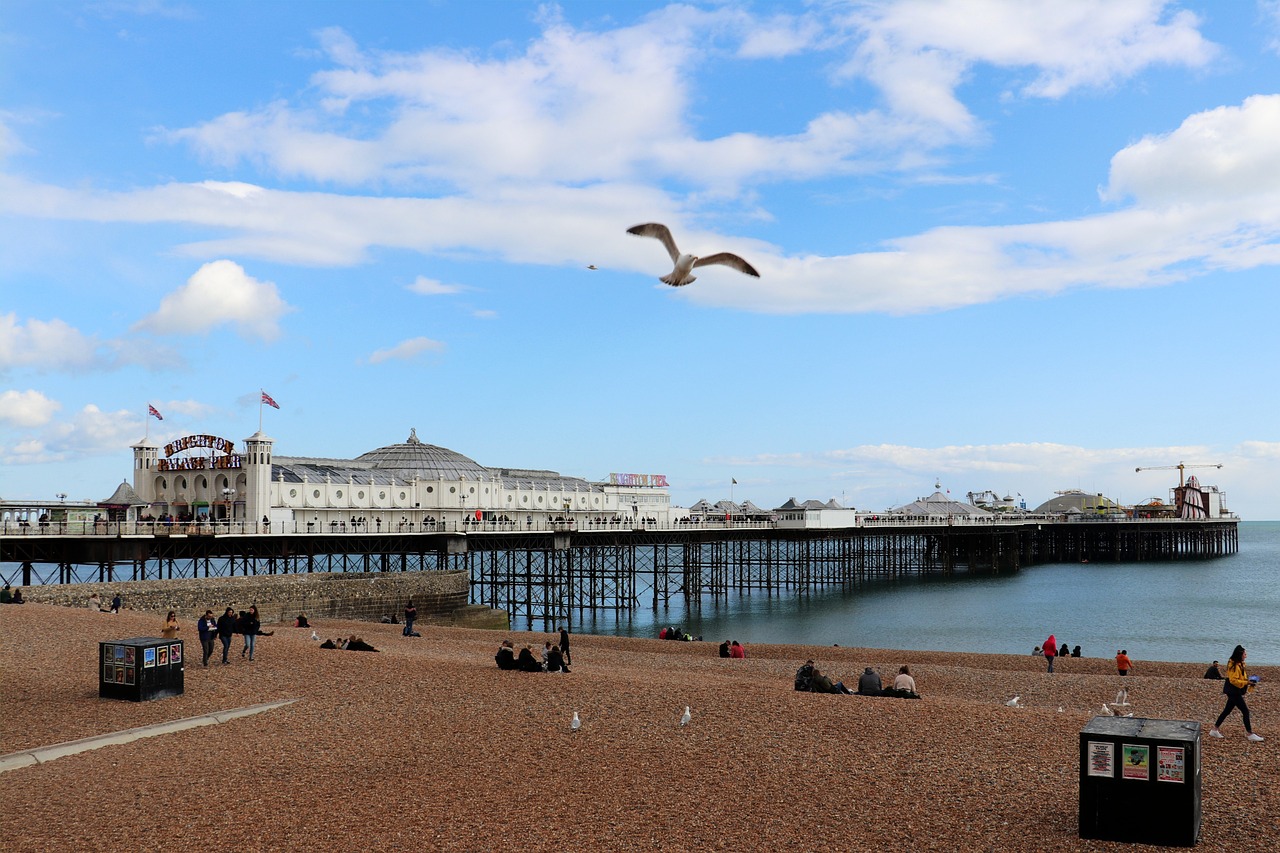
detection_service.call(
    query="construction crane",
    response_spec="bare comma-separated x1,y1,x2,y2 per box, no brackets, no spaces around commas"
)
1134,462,1222,488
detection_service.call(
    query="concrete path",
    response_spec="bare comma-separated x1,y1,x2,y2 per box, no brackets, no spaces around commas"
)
0,698,298,774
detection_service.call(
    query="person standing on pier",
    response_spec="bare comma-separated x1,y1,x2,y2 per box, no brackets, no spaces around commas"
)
1043,635,1058,673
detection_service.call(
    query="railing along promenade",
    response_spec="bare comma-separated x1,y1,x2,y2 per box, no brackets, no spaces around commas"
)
1,516,1239,629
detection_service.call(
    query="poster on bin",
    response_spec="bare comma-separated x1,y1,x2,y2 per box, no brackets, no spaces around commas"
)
1157,746,1186,783
1087,741,1114,777
1122,744,1150,780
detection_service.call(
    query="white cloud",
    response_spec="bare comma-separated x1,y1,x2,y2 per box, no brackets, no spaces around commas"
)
366,336,444,364
406,276,465,295
133,260,295,340
0,312,103,371
0,389,61,427
0,404,141,465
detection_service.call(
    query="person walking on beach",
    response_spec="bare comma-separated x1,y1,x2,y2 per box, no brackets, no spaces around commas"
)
161,610,180,639
110,593,122,614
1043,635,1058,673
403,599,417,637
197,610,218,667
1116,650,1134,677
1209,645,1264,741
216,606,236,664
240,605,266,661
559,625,571,665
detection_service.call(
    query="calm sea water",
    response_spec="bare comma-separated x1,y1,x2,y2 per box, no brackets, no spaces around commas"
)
573,521,1280,666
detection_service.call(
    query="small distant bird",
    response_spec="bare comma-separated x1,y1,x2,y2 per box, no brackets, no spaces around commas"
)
571,711,581,732
1101,703,1114,716
1114,688,1129,707
627,223,760,287
1005,696,1021,707
587,264,598,270
680,706,692,727
1057,706,1064,713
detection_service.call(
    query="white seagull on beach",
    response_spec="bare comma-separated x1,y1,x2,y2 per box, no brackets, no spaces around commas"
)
680,706,692,727
571,711,581,732
1114,688,1129,707
1101,703,1114,716
1005,696,1021,707
627,223,760,287
310,630,320,641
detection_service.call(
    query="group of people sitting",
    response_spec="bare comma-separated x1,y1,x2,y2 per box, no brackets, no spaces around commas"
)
658,626,699,642
320,635,379,652
0,585,25,604
495,639,569,672
718,640,747,658
794,661,921,699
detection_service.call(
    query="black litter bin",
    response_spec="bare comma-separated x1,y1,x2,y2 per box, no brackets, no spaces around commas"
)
1080,716,1201,846
99,637,185,701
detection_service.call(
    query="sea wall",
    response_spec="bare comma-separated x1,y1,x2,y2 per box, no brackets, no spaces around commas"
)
17,571,508,629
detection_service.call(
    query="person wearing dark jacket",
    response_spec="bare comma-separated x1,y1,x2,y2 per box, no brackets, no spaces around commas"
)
795,661,815,691
517,645,543,672
495,641,517,670
216,607,236,665
857,667,883,696
238,605,269,661
559,626,571,665
547,645,569,673
196,610,218,667
1204,660,1224,679
403,600,418,637
719,640,731,658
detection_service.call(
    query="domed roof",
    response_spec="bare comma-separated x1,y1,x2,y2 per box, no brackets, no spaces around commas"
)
354,428,489,480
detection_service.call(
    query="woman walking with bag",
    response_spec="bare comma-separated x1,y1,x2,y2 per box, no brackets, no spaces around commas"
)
1209,645,1264,741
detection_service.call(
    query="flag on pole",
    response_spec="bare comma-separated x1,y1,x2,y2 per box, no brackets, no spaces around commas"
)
148,404,164,421
732,478,737,484
261,391,280,409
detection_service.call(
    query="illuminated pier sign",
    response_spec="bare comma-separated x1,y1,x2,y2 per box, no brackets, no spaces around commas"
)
608,473,669,488
158,434,242,471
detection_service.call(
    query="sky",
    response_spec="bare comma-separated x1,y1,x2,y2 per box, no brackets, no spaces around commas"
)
2,0,1280,516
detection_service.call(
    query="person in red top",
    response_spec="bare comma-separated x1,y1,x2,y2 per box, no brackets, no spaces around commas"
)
729,640,746,659
1116,650,1134,676
1043,635,1058,673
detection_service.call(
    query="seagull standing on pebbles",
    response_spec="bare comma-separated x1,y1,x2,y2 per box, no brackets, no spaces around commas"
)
1101,703,1114,716
571,711,581,732
627,223,760,287
1005,696,1021,707
680,706,692,727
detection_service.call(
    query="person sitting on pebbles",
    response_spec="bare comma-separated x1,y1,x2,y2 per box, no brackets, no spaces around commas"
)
517,645,543,672
495,640,517,670
857,667,883,696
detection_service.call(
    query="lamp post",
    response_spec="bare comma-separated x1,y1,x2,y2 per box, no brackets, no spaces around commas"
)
222,487,235,530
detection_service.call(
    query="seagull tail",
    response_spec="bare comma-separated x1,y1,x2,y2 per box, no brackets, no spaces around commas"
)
662,273,696,287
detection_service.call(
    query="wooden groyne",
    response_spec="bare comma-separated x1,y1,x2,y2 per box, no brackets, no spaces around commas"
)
1,520,1238,628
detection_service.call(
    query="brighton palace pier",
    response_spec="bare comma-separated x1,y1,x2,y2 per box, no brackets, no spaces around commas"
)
126,427,675,531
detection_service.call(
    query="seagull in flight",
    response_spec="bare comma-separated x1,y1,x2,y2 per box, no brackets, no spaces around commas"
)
627,223,760,287
680,706,692,727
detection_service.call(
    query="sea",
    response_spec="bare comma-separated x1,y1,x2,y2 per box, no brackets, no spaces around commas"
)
572,520,1280,666
5,521,1277,665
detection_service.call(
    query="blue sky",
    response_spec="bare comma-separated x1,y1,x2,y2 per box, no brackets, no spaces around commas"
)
2,0,1280,516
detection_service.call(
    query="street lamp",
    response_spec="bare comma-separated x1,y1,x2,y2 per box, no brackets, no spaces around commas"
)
222,488,235,528
56,492,67,502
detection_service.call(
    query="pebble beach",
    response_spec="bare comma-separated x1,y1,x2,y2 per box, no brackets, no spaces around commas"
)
1,603,1276,852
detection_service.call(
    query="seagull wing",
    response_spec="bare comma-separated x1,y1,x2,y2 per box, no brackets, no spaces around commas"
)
627,223,681,263
692,252,760,278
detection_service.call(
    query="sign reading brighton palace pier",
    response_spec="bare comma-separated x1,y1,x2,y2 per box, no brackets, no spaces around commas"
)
157,434,242,472
608,473,669,487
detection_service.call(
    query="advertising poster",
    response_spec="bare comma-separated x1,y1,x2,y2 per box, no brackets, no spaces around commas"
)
158,646,168,667
114,665,125,684
170,643,182,664
1122,744,1150,781
113,645,125,661
143,647,156,668
124,666,135,685
1087,741,1115,777
103,644,116,662
104,663,115,683
1157,746,1186,783
125,647,135,665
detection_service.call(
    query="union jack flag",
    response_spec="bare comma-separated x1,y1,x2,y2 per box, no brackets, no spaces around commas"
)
148,405,163,421
261,391,280,409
